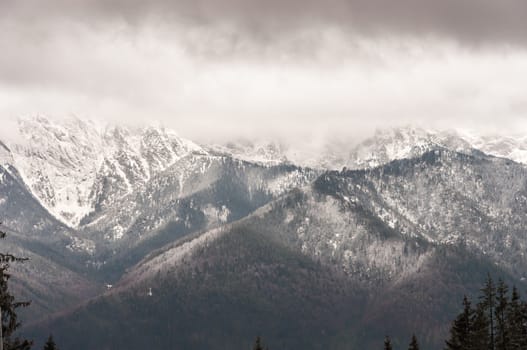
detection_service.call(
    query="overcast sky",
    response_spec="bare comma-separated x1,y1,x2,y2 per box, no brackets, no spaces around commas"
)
1,0,526,142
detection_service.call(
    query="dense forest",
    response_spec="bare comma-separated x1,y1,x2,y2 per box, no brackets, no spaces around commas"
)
443,276,527,350
252,276,527,350
381,276,527,350
4,222,527,350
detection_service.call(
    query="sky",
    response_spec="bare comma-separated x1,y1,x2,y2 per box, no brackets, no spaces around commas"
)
1,0,527,143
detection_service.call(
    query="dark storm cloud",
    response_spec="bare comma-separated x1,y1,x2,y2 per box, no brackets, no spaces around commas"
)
2,0,527,46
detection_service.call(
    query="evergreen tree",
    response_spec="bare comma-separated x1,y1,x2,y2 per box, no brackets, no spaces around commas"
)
253,336,263,350
471,303,491,350
0,224,32,350
494,279,509,350
481,275,497,350
522,301,527,349
441,277,527,350
42,335,57,350
445,296,474,350
408,334,419,350
384,336,393,350
507,287,526,350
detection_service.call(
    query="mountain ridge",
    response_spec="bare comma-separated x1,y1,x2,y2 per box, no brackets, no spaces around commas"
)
4,116,527,232
2,116,527,349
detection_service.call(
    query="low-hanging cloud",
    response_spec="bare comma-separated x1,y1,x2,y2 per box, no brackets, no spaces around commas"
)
1,0,527,145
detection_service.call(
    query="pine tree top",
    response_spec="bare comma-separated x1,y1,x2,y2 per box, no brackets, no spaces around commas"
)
253,336,264,350
43,335,58,350
384,336,393,350
408,334,419,350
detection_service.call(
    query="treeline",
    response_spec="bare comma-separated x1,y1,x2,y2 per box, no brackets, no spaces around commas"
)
383,334,419,350
444,276,527,350
4,215,527,350
1,224,58,350
382,275,527,350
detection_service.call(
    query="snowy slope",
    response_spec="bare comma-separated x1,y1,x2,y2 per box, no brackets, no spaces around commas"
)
209,140,288,165
3,116,527,254
10,117,527,350
345,127,527,170
3,117,204,227
461,131,527,165
209,138,352,170
125,146,527,290
345,127,472,169
210,127,520,171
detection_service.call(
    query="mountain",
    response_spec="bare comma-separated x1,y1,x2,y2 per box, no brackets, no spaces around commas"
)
83,155,318,281
209,139,289,165
4,117,204,228
1,116,319,311
209,137,353,170
345,128,472,169
0,156,99,319
25,147,527,349
209,127,527,171
29,222,364,350
461,132,527,165
3,116,527,349
321,148,527,275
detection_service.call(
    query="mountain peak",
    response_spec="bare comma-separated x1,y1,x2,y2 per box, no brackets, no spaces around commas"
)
2,115,205,227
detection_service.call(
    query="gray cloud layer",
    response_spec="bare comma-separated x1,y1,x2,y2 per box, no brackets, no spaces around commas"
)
1,0,527,143
2,0,527,46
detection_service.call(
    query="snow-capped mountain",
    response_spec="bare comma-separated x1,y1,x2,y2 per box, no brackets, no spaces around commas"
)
344,127,472,169
344,127,527,170
209,140,289,165
5,115,527,349
209,138,353,170
4,116,527,261
209,127,527,171
1,116,322,284
32,145,527,350
123,146,527,288
3,117,320,235
3,117,204,228
0,157,100,320
1,115,319,317
5,117,527,234
461,132,527,165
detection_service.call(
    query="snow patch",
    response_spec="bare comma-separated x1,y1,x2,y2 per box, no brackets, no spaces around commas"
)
203,205,231,225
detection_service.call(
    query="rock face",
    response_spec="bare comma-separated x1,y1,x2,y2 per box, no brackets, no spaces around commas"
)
2,116,527,349
6,117,204,228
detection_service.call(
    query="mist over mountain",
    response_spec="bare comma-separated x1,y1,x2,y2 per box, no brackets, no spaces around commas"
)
2,0,526,347
0,116,526,349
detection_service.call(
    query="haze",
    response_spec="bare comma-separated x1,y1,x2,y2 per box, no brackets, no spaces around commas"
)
1,0,526,143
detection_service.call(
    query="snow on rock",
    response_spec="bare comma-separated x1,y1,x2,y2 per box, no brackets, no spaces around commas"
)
345,127,527,170
203,205,231,225
346,127,473,169
460,131,527,165
209,140,288,165
4,115,527,258
3,116,205,228
67,236,96,255
267,170,314,195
